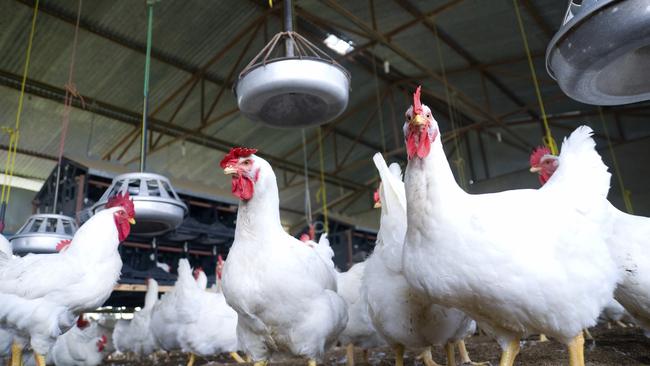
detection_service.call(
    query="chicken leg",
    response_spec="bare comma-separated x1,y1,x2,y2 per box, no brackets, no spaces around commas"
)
33,353,46,366
346,344,355,366
10,342,22,366
394,344,405,366
498,340,520,366
362,349,369,364
308,359,317,366
421,347,443,366
445,342,455,366
187,353,196,366
567,332,585,366
253,361,268,366
229,352,246,363
457,340,490,366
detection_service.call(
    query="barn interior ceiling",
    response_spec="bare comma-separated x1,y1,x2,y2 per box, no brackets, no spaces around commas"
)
2,0,650,231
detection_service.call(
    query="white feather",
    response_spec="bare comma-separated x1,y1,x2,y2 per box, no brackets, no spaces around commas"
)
222,154,348,362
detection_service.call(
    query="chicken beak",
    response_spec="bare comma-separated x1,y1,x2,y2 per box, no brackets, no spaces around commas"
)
410,114,426,126
128,218,136,225
223,166,238,175
373,201,382,209
529,166,542,173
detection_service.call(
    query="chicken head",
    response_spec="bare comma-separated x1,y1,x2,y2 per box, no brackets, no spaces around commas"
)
220,147,260,201
106,192,136,242
529,146,559,185
403,86,439,160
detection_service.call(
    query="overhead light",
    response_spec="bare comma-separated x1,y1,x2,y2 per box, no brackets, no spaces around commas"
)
324,34,354,55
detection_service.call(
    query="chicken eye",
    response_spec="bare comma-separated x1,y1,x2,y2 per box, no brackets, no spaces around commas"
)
426,113,431,118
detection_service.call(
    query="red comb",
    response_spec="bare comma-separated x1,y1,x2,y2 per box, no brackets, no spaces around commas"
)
413,86,423,115
529,146,552,167
217,254,224,266
220,147,258,169
373,189,380,204
56,239,72,252
106,192,135,218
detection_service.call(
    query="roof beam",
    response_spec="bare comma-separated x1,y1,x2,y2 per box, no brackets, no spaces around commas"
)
321,0,535,150
14,0,227,87
0,69,369,192
392,0,539,120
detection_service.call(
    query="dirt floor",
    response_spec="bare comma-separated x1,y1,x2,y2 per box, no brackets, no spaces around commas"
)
105,324,650,366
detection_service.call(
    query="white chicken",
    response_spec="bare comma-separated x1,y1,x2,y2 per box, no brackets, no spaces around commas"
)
0,234,21,366
401,87,618,366
51,316,109,366
529,135,650,335
0,193,134,366
336,261,384,366
364,153,479,366
177,260,243,366
150,261,188,352
220,147,348,365
113,278,159,358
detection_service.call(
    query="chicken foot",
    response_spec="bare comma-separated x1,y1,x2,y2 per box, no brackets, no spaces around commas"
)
394,344,405,366
308,359,317,366
346,344,355,366
567,332,585,366
421,347,443,366
230,352,246,363
498,340,520,366
538,334,549,342
457,340,490,365
187,352,195,366
445,342,456,366
10,342,22,366
33,353,46,366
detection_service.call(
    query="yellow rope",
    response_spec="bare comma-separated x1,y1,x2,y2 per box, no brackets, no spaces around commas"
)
317,127,329,232
513,0,558,155
1,0,39,204
1,129,16,203
597,108,633,214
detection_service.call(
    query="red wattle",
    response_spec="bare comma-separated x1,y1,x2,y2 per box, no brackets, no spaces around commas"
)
406,131,418,160
231,176,255,201
114,215,131,242
417,128,431,158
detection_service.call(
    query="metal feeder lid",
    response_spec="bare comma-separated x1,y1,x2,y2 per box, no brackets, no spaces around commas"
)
234,32,351,128
10,213,77,254
546,0,650,105
92,172,188,237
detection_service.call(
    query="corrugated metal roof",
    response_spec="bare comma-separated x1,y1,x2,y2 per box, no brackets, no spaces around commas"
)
2,0,650,227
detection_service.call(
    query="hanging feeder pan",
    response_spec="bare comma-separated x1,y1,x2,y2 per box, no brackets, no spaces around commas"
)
546,0,650,105
234,32,351,128
92,172,188,237
10,214,77,254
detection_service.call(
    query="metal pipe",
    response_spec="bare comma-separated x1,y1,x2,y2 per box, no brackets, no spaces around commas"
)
284,0,294,57
140,1,155,172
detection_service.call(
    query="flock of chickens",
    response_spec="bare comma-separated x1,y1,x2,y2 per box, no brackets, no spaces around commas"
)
0,86,649,366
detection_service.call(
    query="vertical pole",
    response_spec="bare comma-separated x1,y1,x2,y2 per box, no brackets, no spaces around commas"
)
284,0,294,57
140,1,155,172
74,174,85,226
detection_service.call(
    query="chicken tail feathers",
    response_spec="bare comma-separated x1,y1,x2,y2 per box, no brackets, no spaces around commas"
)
143,278,159,311
544,125,611,213
372,153,406,215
